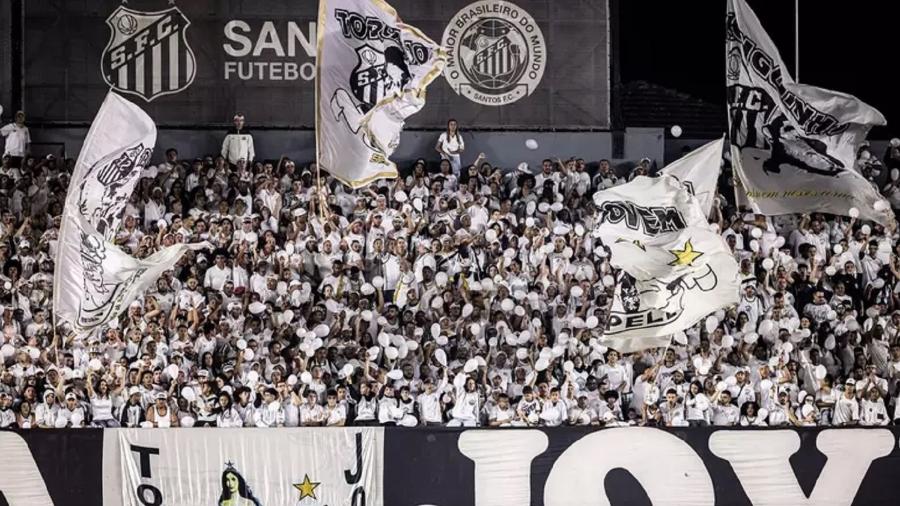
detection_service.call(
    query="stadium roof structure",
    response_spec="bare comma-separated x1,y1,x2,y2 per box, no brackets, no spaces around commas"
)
621,81,726,138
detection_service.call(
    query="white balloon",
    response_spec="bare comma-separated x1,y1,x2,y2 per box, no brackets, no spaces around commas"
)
762,258,774,270
378,333,390,348
247,371,259,383
387,369,403,380
743,332,759,344
552,346,565,358
516,348,529,361
815,364,827,380
181,387,196,402
505,334,518,346
585,316,599,329
501,299,515,312
725,376,738,387
749,239,759,252
874,278,886,289
464,359,478,374
751,227,763,239
535,358,550,371
848,207,860,218
385,346,399,360
716,381,727,392
705,316,719,333
287,374,298,386
570,286,583,298
874,200,889,212
406,340,420,351
342,363,355,378
525,139,539,150
431,323,441,339
670,125,683,138
436,335,449,346
514,306,526,317
314,324,330,337
470,323,481,335
759,379,773,391
673,332,688,345
824,335,836,350
301,371,313,385
180,416,196,428
825,266,836,277
165,364,179,379
435,272,449,287
783,342,794,354
564,360,575,373
435,349,448,367
758,320,775,335
243,349,255,361
722,335,734,348
89,358,103,371
367,346,381,361
372,276,385,288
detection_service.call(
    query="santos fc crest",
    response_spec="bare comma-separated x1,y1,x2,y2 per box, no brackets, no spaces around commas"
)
101,5,196,102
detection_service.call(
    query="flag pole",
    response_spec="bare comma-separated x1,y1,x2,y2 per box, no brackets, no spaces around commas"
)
794,0,799,80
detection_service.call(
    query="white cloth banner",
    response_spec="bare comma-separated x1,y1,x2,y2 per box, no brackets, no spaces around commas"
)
53,92,197,332
601,227,740,347
105,428,383,506
592,175,708,242
56,213,202,332
661,137,725,217
317,0,446,188
726,0,892,226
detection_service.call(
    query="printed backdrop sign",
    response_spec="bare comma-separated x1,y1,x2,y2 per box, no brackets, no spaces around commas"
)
106,428,382,506
23,0,609,128
3,427,900,505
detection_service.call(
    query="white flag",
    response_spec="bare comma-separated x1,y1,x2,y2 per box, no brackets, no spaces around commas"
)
661,137,725,217
53,92,196,332
726,0,892,226
600,227,740,349
55,214,199,332
317,0,446,188
592,175,708,242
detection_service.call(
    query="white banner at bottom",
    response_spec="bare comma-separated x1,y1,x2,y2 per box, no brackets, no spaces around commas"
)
103,428,383,506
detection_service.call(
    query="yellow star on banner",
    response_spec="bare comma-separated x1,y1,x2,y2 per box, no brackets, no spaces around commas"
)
668,239,704,266
293,474,320,501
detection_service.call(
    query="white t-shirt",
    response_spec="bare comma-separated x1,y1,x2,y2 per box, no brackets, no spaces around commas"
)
832,394,859,425
437,132,464,157
1,123,30,156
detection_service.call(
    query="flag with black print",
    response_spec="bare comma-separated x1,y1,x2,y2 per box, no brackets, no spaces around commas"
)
317,0,446,188
726,0,893,226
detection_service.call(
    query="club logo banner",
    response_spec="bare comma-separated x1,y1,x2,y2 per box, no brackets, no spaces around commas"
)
24,0,608,128
441,0,546,106
101,5,197,102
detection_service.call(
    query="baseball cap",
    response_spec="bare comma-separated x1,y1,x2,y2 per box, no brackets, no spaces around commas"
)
845,378,856,386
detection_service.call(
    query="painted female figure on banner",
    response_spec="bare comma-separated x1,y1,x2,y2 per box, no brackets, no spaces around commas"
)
218,463,263,506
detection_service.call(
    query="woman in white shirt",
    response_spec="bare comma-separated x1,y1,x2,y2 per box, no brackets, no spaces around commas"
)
435,119,465,178
216,393,244,428
87,374,120,427
684,381,711,426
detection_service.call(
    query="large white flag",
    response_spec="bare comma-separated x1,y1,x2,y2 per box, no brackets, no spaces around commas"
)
600,227,740,350
726,0,892,226
592,175,708,242
661,137,725,217
317,0,446,188
53,92,196,333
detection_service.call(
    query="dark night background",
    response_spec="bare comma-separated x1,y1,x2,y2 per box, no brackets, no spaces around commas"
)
619,0,899,136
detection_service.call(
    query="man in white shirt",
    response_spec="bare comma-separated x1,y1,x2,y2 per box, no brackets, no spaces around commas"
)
1,111,30,167
832,379,859,426
221,113,255,166
300,391,325,426
540,388,568,427
711,390,739,426
204,253,233,292
416,375,446,426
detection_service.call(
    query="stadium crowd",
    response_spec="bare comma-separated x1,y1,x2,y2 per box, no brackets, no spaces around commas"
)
2,113,900,429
